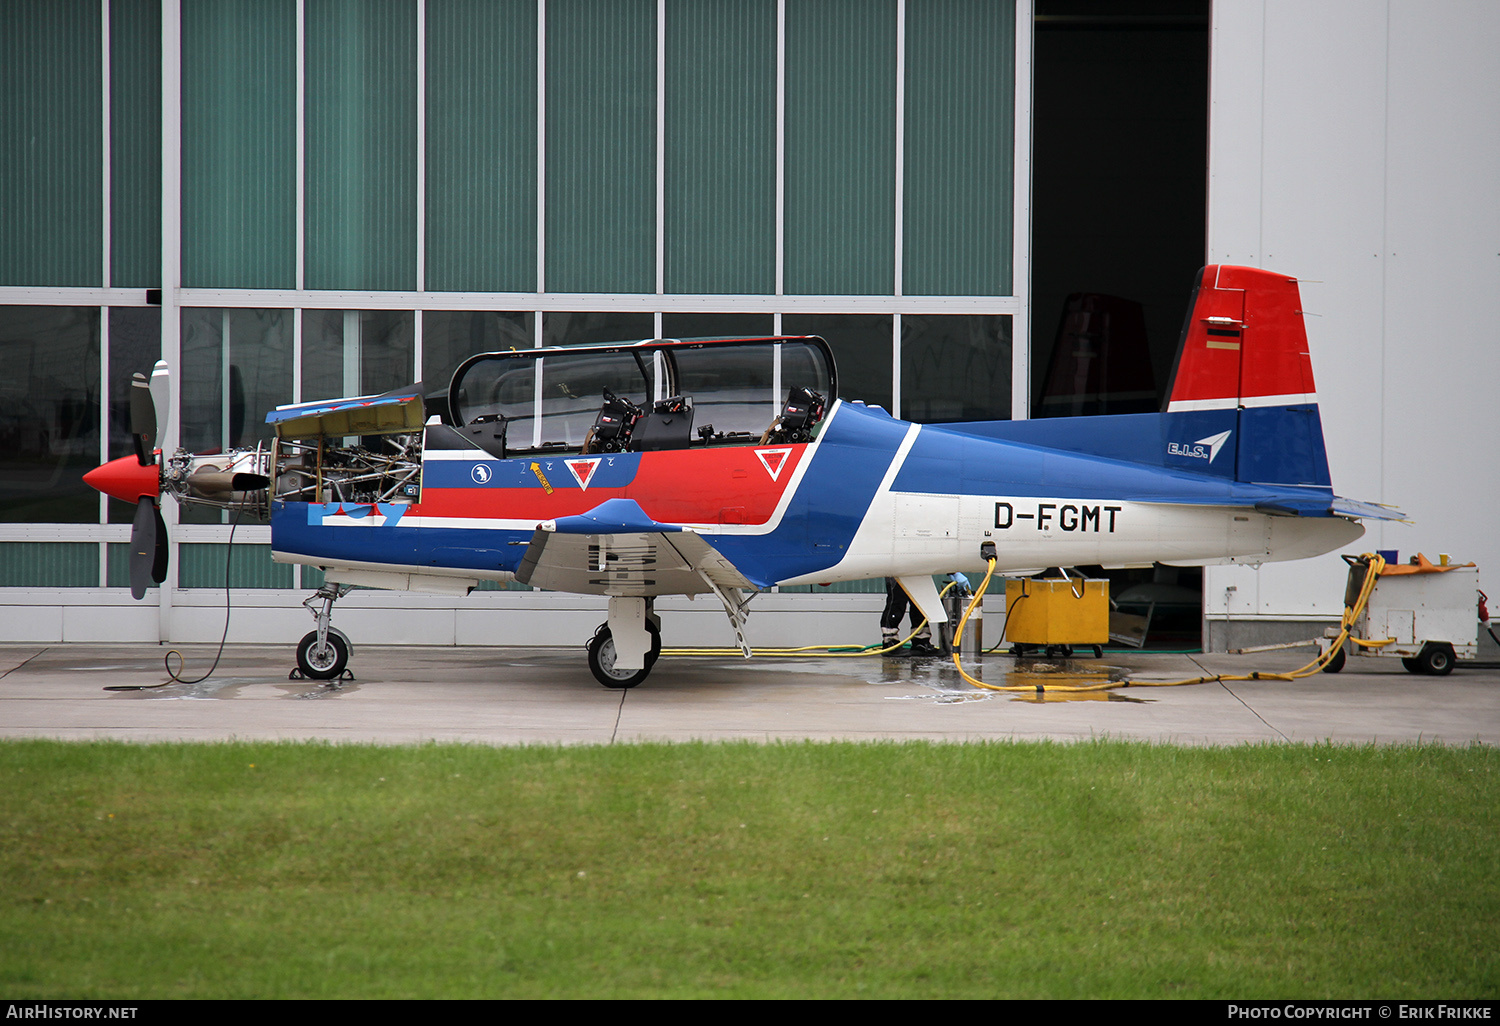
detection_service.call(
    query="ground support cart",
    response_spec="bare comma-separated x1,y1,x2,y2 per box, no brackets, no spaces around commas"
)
1321,554,1480,675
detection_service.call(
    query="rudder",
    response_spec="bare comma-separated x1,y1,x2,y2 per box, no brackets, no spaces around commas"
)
1163,265,1331,488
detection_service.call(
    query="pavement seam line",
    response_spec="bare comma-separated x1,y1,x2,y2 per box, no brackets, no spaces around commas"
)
611,689,626,743
0,647,50,681
1190,654,1292,742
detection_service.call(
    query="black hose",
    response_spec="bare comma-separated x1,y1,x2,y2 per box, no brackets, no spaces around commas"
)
104,508,245,691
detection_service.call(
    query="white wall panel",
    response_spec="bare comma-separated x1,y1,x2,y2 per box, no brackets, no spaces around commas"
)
1206,0,1500,632
1206,0,1264,264
1379,0,1500,577
61,603,161,642
0,605,64,643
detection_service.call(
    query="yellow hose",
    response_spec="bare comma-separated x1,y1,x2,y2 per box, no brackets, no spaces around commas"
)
947,552,1391,692
663,555,1393,693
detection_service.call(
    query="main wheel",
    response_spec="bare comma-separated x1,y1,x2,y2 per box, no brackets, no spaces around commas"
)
1415,643,1455,676
297,630,349,680
1321,646,1346,673
587,625,661,689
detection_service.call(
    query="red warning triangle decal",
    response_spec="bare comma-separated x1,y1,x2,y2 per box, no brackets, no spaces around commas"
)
565,458,601,491
754,447,794,481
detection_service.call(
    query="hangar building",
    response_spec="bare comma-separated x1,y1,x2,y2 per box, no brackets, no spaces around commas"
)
2,1,1495,653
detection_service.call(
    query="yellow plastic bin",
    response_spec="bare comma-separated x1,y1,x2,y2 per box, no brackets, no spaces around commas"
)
1004,578,1109,657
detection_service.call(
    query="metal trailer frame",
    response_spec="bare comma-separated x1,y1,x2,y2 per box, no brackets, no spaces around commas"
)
1321,557,1480,675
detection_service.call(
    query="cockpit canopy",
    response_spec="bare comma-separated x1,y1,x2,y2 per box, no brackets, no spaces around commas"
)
447,336,836,458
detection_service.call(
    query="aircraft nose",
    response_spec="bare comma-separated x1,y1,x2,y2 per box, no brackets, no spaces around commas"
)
83,455,161,504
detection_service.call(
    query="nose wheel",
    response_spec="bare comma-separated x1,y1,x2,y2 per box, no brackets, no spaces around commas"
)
587,623,661,689
292,583,354,680
296,630,350,680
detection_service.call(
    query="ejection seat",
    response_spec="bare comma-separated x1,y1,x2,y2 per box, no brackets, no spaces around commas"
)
760,386,827,445
630,396,695,452
581,389,644,455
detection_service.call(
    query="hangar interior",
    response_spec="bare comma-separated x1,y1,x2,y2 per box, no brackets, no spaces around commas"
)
2,0,1491,654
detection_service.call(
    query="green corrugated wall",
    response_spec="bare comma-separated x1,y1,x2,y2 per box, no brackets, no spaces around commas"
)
426,0,537,293
903,0,1014,296
0,0,102,287
545,0,655,294
306,0,417,291
111,0,162,288
784,0,897,296
178,544,294,589
182,0,296,289
0,543,99,587
664,0,776,295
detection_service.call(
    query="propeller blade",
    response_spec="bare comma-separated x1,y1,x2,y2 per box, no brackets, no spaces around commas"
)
149,360,171,447
152,505,169,585
130,496,158,600
129,372,156,466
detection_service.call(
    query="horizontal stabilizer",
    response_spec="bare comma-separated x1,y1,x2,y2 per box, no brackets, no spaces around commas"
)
1255,496,1406,520
1331,497,1406,521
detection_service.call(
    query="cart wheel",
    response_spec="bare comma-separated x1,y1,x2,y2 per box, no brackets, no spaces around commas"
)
1321,646,1346,673
1415,643,1455,676
1402,657,1423,674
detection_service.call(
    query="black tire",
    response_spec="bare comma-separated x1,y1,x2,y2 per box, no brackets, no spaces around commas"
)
297,630,349,680
587,624,661,689
1322,646,1346,673
1402,656,1423,674
1416,643,1455,676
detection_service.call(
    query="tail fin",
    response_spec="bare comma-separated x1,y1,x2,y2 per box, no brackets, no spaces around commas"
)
1161,265,1331,488
1165,265,1317,412
944,265,1345,499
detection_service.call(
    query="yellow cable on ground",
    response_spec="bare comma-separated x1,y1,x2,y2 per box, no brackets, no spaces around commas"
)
664,555,1394,692
948,552,1392,693
662,582,955,657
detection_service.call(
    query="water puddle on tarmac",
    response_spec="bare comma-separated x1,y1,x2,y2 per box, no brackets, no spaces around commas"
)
109,677,261,700
281,680,360,700
109,677,359,700
875,655,1151,704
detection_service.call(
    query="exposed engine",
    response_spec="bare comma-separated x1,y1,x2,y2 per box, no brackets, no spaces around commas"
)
160,434,424,518
270,434,423,507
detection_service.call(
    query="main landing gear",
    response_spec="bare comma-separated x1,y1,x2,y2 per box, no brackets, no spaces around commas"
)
587,597,663,689
293,583,354,680
587,623,662,688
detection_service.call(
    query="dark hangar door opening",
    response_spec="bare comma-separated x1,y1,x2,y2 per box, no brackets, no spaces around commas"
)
1029,0,1210,648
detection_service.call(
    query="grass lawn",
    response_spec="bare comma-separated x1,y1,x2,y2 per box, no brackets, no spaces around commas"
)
1,738,1495,999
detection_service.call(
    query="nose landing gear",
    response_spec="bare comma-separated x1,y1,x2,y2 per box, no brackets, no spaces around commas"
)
293,583,354,680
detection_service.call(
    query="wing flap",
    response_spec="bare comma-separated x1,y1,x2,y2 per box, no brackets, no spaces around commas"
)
517,499,756,596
